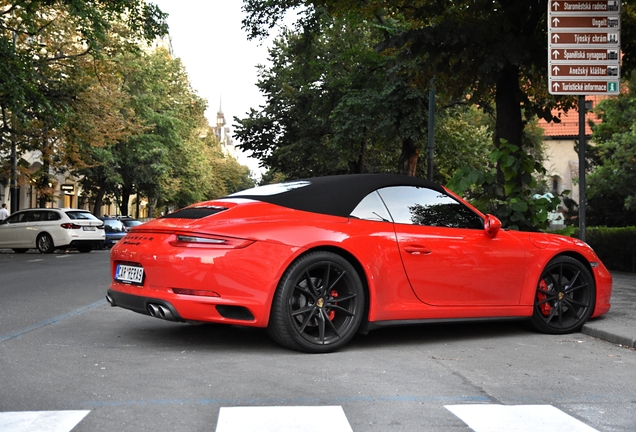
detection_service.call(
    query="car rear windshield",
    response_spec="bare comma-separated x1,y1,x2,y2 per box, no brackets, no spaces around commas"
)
162,206,228,219
66,211,100,221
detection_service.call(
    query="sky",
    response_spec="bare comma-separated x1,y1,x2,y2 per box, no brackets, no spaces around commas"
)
150,0,281,175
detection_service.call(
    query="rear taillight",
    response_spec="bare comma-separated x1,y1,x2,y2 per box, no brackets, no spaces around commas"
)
61,223,82,229
170,234,254,249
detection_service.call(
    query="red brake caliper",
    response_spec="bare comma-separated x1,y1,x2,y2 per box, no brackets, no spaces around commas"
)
328,290,338,320
537,279,551,316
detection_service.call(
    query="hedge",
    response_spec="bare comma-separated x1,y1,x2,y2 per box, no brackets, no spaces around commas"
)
572,227,636,273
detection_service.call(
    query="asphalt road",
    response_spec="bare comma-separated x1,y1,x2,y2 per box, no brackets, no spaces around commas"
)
0,250,635,431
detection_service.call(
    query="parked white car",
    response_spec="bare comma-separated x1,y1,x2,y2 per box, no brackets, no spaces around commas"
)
0,208,104,253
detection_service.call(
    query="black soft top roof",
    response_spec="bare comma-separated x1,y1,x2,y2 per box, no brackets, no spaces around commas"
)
228,174,444,217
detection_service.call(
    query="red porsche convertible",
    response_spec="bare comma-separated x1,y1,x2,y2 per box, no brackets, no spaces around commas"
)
106,174,612,353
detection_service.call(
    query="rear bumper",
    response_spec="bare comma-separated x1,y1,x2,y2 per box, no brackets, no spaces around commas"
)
106,289,184,321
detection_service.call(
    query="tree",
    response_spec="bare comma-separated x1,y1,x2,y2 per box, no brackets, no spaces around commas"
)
586,72,636,226
241,0,636,230
74,49,253,216
0,0,167,205
235,11,465,178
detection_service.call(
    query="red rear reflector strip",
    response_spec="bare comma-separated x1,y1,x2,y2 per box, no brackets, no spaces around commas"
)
172,288,220,297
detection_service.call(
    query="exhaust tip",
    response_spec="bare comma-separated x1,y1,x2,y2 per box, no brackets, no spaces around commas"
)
148,303,160,317
158,305,175,321
105,294,114,306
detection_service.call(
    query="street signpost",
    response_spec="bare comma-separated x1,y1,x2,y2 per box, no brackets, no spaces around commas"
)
547,0,621,242
548,0,621,95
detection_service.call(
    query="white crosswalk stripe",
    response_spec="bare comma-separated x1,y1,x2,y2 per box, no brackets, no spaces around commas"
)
445,404,599,432
0,411,90,432
0,405,599,431
216,406,353,431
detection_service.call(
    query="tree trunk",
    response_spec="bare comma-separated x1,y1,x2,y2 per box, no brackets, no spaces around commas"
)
398,137,419,176
494,64,524,190
93,185,106,217
120,186,132,216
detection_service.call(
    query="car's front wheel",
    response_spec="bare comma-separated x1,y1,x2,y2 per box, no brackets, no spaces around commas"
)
36,233,54,254
268,251,365,353
531,256,596,334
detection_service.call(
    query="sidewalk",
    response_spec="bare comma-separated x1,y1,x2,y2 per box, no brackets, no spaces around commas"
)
582,272,636,349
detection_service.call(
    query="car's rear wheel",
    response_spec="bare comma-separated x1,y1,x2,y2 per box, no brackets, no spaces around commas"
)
36,233,54,254
268,251,365,353
12,248,28,253
531,256,595,334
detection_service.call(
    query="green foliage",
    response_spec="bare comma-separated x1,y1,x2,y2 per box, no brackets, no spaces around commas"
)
448,139,560,231
423,105,492,184
586,72,636,226
574,227,636,273
236,11,496,180
73,49,253,215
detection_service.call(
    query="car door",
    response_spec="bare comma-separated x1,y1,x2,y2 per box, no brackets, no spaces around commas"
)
0,211,29,247
377,186,526,307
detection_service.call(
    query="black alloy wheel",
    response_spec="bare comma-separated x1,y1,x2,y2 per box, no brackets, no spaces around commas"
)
531,256,596,334
36,233,55,254
268,251,365,353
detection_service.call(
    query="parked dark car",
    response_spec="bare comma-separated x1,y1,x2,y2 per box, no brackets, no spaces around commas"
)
98,217,127,248
117,216,144,231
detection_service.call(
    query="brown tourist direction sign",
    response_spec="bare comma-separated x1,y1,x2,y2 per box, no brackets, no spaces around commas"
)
550,0,619,12
548,0,621,95
551,63,618,78
549,15,619,29
550,31,619,46
550,47,619,62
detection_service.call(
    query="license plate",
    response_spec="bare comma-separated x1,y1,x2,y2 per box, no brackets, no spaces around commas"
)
83,226,96,231
115,264,144,285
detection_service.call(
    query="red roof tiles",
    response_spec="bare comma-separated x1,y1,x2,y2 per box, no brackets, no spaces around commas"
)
538,95,607,137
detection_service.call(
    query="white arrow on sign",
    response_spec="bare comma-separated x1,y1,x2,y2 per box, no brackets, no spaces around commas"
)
552,65,560,74
552,1,560,10
552,50,560,59
552,33,560,43
552,82,561,91
552,17,560,27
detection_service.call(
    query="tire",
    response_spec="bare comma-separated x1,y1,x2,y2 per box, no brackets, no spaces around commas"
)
12,249,28,254
36,233,55,254
531,256,596,334
267,251,365,353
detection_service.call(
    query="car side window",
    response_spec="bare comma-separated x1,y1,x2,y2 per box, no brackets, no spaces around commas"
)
27,211,44,222
350,191,392,222
6,212,27,224
46,211,61,221
377,186,484,229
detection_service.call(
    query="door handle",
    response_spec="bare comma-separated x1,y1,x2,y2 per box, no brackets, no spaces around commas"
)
403,245,432,255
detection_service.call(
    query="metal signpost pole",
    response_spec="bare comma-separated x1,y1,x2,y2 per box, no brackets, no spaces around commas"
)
578,95,587,242
427,84,435,182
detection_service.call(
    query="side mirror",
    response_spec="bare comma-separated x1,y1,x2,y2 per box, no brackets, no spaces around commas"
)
484,214,501,238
